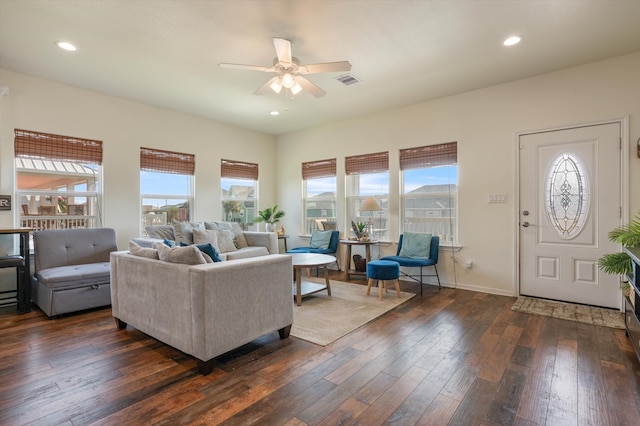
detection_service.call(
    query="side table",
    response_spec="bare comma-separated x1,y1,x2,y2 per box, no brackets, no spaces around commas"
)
340,239,377,280
278,234,289,252
0,228,32,313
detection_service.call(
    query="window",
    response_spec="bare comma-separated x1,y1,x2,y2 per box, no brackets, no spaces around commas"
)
400,142,458,242
140,147,194,234
14,129,103,231
345,151,389,241
221,159,258,231
302,159,336,234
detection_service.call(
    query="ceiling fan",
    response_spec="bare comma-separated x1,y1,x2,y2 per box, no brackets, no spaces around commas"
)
219,37,352,98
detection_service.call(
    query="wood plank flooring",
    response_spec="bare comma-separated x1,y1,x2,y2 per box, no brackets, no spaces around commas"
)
1,273,639,425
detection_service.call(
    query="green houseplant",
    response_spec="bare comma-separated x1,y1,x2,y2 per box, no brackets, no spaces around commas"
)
254,204,285,231
598,211,640,296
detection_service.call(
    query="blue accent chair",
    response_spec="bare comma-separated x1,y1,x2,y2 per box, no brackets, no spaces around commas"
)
287,230,340,270
380,234,440,296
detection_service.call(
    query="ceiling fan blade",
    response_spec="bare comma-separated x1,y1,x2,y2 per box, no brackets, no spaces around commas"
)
273,38,292,64
219,63,275,72
298,61,352,74
253,76,280,96
296,76,326,98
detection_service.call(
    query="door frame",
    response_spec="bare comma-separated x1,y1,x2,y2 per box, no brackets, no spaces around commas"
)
514,117,629,308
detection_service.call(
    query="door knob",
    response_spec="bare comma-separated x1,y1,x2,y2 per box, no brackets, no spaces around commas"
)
522,221,530,227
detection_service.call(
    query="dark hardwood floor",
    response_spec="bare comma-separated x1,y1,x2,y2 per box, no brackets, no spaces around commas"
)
1,272,639,425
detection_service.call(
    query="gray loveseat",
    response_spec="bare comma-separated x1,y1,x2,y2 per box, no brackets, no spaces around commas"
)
31,228,117,318
110,250,293,375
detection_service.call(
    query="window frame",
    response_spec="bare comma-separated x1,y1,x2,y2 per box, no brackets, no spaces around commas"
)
302,158,337,235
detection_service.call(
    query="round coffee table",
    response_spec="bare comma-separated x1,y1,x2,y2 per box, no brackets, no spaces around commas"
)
289,253,335,306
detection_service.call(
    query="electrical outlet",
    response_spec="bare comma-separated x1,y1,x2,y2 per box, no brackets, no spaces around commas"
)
466,260,473,269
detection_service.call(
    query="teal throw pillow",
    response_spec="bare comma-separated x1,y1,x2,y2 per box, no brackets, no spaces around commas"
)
180,242,222,262
310,230,332,249
399,232,432,259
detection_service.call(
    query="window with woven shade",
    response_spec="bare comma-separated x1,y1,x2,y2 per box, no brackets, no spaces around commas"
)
221,159,258,231
14,129,103,230
140,147,194,234
345,151,389,241
302,158,337,234
400,142,458,242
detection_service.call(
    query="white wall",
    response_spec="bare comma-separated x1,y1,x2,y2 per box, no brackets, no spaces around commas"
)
0,69,277,251
276,52,640,296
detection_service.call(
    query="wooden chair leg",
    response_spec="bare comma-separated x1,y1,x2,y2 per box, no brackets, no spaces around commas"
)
378,280,383,300
393,279,401,298
366,278,374,295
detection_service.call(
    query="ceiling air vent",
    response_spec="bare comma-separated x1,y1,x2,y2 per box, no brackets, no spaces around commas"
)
335,73,361,86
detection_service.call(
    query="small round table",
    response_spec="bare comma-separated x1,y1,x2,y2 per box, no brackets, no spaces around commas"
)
289,253,335,306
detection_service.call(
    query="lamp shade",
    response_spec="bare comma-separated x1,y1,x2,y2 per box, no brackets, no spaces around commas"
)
359,197,382,212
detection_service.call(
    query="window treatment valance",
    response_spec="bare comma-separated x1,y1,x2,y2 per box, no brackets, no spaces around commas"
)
221,159,259,180
399,142,457,170
141,147,195,175
345,151,389,175
302,158,336,180
15,129,103,164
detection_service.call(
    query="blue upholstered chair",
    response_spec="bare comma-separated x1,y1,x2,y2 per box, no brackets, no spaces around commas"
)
380,233,440,296
287,230,340,270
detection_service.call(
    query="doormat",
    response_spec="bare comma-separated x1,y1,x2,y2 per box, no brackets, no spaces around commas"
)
511,296,625,329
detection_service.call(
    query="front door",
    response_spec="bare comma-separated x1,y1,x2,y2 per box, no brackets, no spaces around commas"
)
519,122,622,309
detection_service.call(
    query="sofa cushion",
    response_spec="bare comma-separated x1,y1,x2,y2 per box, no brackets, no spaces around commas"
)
223,246,269,260
180,242,222,262
193,228,219,250
156,243,207,265
35,263,111,290
173,221,205,245
205,221,248,249
129,241,159,259
216,230,237,253
144,225,175,241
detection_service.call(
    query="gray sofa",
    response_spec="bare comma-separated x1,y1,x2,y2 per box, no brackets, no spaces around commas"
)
133,221,278,260
31,228,117,318
110,250,293,375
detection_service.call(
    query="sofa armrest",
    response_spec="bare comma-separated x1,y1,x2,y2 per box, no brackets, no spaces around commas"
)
243,231,278,254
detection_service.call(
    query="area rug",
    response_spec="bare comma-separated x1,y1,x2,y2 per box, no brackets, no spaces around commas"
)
511,296,625,329
290,279,415,346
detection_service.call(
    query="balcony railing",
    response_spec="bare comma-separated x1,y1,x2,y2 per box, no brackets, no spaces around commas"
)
20,215,96,231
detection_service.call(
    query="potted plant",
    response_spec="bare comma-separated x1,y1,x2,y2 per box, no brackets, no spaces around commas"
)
598,211,640,297
254,204,285,232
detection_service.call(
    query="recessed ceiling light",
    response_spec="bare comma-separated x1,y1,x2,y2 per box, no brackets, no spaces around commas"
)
503,36,522,46
56,41,77,51
270,111,280,116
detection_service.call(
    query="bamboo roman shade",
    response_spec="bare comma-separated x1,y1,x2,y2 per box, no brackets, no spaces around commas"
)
140,147,195,175
14,129,103,164
302,158,336,180
399,142,457,170
221,159,258,180
345,151,389,175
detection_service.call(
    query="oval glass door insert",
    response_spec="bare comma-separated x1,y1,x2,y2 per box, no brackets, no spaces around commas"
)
545,152,589,239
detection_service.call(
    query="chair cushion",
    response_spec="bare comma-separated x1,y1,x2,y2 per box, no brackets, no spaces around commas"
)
287,247,335,255
309,230,332,249
35,263,111,289
380,255,436,267
399,232,432,259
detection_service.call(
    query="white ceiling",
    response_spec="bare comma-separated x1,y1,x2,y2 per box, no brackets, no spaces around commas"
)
2,0,640,136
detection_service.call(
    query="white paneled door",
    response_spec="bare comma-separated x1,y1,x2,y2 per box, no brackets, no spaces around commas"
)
519,123,622,309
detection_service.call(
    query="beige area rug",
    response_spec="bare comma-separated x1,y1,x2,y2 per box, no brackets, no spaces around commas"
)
511,296,625,329
290,279,415,346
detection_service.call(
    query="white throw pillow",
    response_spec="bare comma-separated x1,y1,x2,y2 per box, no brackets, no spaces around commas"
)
216,229,237,253
128,240,159,259
193,228,221,253
156,243,207,265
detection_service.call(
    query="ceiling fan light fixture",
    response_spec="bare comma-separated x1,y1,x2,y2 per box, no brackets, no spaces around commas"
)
281,73,295,89
270,79,283,94
291,81,303,95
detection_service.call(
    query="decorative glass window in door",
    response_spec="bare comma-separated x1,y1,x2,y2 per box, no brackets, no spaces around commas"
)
545,152,589,239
